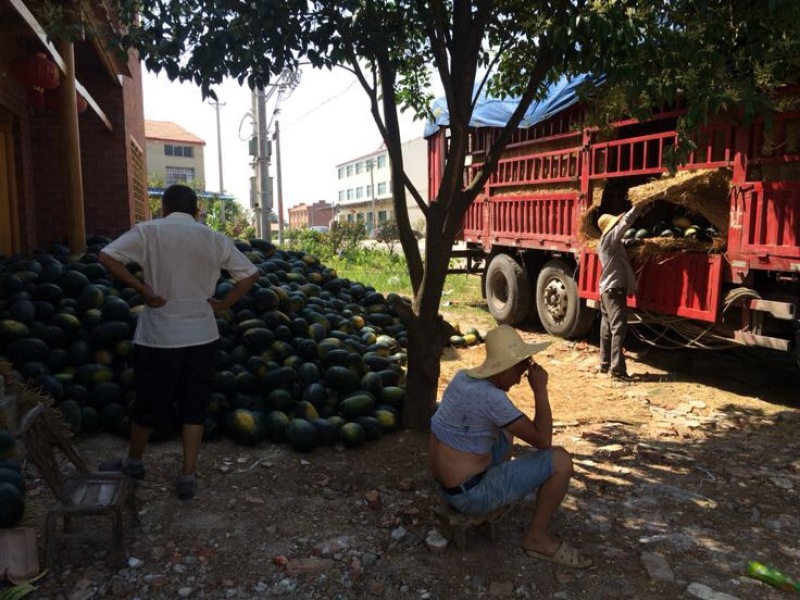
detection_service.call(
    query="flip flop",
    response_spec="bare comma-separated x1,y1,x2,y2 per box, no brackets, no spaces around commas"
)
523,541,592,568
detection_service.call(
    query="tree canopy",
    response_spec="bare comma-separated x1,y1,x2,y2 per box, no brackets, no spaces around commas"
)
118,0,800,428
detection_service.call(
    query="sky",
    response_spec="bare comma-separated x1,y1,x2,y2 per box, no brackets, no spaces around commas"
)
142,67,427,217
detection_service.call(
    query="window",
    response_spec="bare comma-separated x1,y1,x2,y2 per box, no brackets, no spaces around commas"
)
346,165,353,177
165,144,194,158
377,154,387,168
356,187,363,199
357,213,364,222
355,162,363,174
377,181,387,195
367,212,373,223
347,188,354,200
338,190,345,202
337,167,344,179
347,214,353,223
365,184,372,197
378,211,387,223
165,166,196,185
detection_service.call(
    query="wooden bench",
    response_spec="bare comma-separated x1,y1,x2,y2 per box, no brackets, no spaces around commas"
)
432,502,515,551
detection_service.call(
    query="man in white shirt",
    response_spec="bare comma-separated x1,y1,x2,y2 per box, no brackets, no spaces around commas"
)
98,185,259,499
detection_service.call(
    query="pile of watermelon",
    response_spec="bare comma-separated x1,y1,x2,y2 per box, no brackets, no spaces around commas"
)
0,237,411,453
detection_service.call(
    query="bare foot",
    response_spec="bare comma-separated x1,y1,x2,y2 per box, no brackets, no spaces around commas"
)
521,535,561,557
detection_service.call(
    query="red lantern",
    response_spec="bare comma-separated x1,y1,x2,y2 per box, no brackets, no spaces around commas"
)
43,89,89,114
76,93,88,114
10,52,61,111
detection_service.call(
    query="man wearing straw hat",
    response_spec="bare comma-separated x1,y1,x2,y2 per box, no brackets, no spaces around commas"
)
429,325,591,568
597,203,650,380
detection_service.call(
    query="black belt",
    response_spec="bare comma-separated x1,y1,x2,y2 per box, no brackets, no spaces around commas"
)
441,470,486,496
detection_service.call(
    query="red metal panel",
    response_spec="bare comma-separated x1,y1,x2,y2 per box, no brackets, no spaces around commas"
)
462,198,485,241
738,182,800,261
579,250,723,322
578,251,601,301
631,253,723,321
487,148,581,190
427,133,445,203
589,129,733,179
590,131,676,178
488,194,578,243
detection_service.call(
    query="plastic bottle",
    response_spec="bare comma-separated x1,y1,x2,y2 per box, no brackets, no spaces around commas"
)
0,375,18,431
747,560,800,592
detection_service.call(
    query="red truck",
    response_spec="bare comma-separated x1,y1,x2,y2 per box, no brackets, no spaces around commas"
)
427,82,800,362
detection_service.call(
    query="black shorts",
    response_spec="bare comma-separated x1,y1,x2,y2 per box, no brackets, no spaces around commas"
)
132,340,218,428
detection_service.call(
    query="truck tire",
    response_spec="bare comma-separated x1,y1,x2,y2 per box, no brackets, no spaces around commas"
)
535,259,596,339
485,254,531,326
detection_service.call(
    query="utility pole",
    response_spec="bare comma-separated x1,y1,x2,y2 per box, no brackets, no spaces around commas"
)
274,120,284,246
257,87,273,241
246,70,300,242
209,99,226,223
249,89,260,237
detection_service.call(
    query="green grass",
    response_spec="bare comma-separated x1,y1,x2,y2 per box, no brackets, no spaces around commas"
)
327,252,480,299
327,250,490,327
283,234,491,326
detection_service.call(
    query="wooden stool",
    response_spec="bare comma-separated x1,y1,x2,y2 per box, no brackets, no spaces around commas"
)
432,502,514,551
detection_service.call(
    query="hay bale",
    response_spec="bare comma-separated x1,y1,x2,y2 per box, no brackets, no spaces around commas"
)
492,183,580,198
627,168,731,233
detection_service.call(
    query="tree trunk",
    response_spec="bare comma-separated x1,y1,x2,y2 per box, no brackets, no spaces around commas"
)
401,218,456,430
402,314,450,430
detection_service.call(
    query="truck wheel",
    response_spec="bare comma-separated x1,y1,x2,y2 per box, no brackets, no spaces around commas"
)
535,259,596,339
485,254,531,326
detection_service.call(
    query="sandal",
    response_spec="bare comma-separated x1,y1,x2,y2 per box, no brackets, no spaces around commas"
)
523,541,592,568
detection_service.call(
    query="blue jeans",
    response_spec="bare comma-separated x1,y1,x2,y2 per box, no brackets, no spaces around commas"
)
444,435,555,515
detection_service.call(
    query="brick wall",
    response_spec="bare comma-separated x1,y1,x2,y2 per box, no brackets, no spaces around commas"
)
0,35,145,251
288,204,308,229
0,34,36,251
77,43,142,240
308,204,333,227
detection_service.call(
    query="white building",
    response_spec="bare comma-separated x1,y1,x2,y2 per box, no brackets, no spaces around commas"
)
334,137,427,233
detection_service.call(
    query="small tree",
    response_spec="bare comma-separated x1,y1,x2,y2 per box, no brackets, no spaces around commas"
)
375,218,401,254
328,221,368,257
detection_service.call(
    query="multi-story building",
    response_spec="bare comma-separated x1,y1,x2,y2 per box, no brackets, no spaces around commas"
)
144,120,206,187
288,200,334,230
1,0,147,253
334,137,427,233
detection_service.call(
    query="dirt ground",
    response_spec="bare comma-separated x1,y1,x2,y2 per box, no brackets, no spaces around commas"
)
12,318,800,600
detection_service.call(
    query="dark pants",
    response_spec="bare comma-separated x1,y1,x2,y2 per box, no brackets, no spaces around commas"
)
133,341,218,428
600,288,628,376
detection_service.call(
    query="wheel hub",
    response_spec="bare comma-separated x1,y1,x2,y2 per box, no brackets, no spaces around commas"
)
542,279,568,321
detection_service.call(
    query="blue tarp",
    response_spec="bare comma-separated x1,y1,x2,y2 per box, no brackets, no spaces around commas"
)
423,74,602,138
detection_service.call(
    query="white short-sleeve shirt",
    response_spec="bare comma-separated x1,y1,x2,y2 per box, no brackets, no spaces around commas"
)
101,212,258,348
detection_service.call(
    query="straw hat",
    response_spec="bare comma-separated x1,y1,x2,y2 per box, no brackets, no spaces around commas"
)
598,213,622,235
465,325,551,379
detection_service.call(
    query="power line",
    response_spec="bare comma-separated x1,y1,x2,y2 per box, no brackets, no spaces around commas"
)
282,80,358,130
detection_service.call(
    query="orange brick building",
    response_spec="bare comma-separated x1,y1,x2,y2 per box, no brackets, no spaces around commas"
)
288,200,333,230
0,0,146,254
